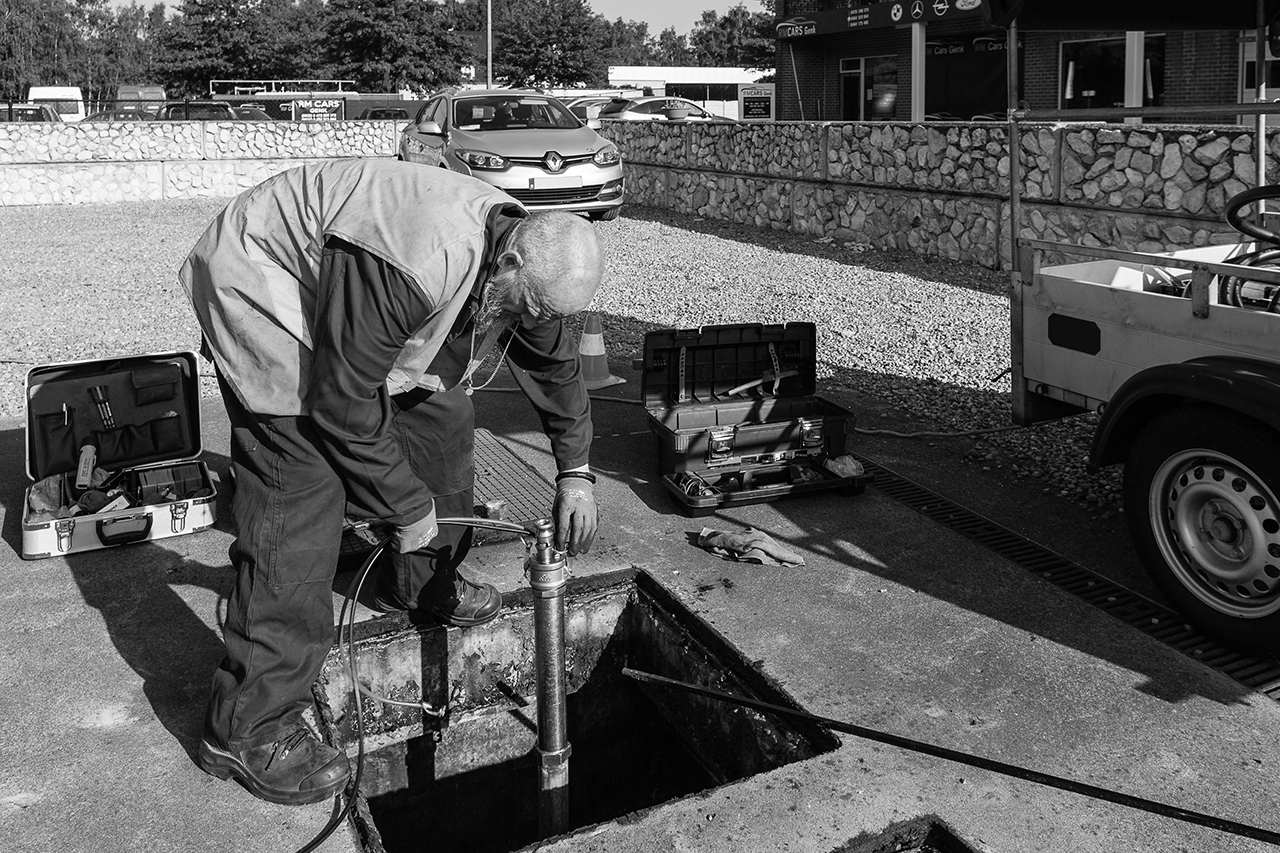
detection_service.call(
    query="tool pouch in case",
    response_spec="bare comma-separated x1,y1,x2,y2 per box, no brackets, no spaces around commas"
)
21,352,217,559
640,323,872,516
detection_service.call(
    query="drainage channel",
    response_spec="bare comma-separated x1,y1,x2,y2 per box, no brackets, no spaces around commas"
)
853,453,1280,700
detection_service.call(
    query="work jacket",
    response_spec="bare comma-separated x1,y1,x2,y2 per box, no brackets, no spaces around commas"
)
180,159,517,414
179,160,591,526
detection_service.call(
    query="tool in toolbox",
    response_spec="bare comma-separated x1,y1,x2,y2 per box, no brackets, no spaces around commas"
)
21,352,217,559
639,322,872,515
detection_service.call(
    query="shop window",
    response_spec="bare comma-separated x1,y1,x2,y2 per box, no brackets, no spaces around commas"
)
1061,35,1165,109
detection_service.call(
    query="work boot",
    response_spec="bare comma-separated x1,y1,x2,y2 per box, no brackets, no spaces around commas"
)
420,570,502,627
198,725,350,806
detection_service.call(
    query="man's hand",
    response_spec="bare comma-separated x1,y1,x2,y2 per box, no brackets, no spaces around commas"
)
394,502,438,554
553,474,597,555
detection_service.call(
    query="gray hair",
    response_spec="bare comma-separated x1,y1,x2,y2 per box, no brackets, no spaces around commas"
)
512,212,604,316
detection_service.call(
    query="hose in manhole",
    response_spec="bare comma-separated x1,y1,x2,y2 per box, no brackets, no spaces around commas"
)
297,515,566,853
853,454,1280,699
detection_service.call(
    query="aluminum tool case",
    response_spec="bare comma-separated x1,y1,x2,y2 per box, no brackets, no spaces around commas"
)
21,352,217,559
640,323,871,515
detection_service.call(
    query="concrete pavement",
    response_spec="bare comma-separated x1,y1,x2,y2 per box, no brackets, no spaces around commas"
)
2,361,1279,853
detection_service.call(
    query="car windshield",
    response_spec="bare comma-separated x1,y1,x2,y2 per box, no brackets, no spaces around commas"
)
161,104,232,120
453,96,578,131
3,108,48,122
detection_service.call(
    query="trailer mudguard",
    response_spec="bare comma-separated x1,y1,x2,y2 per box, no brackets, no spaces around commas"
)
1090,356,1280,471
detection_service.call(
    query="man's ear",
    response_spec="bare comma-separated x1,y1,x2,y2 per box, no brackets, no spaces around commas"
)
494,247,523,276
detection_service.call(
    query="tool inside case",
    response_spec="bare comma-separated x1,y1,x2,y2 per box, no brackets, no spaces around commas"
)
25,353,206,524
640,323,870,515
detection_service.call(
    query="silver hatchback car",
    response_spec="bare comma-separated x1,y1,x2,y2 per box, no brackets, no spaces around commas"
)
399,89,624,221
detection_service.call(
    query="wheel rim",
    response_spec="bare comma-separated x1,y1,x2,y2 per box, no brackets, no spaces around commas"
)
1150,449,1280,618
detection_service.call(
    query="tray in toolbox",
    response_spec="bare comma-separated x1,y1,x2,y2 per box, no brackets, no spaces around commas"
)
639,322,871,514
21,351,217,559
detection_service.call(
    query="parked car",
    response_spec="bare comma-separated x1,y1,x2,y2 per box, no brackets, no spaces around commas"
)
83,109,150,122
398,88,624,221
357,107,408,120
565,96,612,121
232,106,274,121
1,103,62,122
153,101,236,121
597,97,735,123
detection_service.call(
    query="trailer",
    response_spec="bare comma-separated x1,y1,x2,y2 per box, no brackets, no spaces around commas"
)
1012,199,1280,654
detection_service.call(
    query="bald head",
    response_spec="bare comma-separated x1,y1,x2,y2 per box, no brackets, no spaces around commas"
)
510,212,604,319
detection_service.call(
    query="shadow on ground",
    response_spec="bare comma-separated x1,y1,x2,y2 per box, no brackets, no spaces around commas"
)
0,425,236,757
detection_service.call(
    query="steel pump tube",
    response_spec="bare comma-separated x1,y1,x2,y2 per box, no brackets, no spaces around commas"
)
526,518,571,837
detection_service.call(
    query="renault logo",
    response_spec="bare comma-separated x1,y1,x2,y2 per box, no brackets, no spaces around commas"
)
543,151,564,172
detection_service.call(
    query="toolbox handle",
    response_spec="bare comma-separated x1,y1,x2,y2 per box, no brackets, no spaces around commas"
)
96,513,153,546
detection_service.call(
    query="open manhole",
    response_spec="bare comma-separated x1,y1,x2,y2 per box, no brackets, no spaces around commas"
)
318,568,839,852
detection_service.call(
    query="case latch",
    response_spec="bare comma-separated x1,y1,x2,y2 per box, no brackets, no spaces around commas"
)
706,426,736,463
799,418,824,448
55,518,75,552
170,502,188,534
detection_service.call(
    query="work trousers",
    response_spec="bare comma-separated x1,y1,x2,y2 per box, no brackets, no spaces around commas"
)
204,378,476,751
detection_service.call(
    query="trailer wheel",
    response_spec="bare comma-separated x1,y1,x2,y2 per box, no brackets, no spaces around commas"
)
1124,404,1280,655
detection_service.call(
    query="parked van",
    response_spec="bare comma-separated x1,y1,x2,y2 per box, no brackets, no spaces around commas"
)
27,86,86,123
115,84,167,116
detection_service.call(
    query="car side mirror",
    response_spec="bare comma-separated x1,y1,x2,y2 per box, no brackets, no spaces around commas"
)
587,118,602,129
417,120,444,136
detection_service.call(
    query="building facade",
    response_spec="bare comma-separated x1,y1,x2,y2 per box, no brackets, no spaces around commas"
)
773,0,1269,123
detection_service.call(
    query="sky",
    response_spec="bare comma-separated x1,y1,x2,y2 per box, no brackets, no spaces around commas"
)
588,0,765,36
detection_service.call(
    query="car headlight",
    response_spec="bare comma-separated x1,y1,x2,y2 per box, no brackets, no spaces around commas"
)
592,144,621,167
456,149,508,171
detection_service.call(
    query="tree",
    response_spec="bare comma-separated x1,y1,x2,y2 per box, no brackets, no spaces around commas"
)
324,0,471,94
688,4,774,70
653,27,692,66
599,18,656,68
0,0,80,99
489,0,606,87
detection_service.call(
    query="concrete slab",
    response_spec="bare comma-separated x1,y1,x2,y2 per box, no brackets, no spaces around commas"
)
2,361,1279,853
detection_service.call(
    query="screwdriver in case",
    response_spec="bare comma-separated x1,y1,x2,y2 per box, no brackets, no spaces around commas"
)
89,385,115,429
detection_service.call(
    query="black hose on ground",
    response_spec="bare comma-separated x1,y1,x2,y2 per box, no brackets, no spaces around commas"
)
622,667,1280,846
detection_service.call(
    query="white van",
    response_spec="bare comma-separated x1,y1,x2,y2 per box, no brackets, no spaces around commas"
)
27,86,86,123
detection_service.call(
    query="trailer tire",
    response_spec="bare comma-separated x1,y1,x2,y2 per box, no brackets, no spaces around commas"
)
1124,403,1280,656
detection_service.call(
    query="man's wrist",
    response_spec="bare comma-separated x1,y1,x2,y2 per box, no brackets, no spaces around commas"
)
555,470,596,486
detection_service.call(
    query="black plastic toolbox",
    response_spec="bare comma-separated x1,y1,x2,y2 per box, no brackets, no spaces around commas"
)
640,322,871,515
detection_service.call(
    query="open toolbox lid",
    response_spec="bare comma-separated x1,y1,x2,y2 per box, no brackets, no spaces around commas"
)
25,351,203,482
639,323,818,410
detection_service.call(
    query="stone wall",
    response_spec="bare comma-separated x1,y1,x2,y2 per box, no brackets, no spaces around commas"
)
1,118,1270,270
600,121,1272,269
0,120,398,206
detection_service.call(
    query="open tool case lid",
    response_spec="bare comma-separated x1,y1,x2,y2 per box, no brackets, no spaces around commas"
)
25,351,203,482
639,322,818,412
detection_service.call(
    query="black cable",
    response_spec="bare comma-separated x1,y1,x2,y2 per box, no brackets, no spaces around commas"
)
293,517,533,853
622,667,1280,846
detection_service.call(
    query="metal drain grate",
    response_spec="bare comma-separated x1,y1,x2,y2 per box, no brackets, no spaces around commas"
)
339,428,555,556
854,454,1280,700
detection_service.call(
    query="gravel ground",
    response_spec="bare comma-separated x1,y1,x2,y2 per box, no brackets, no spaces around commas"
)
0,199,1121,515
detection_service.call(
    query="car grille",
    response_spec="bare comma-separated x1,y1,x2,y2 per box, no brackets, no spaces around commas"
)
507,154,595,168
503,186,603,205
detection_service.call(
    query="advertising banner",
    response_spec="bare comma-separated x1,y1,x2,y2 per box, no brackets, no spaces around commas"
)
777,0,985,39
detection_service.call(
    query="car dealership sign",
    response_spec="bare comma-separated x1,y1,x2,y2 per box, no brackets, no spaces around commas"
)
776,0,984,38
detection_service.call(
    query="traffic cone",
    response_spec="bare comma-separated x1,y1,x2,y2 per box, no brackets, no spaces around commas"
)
578,312,626,390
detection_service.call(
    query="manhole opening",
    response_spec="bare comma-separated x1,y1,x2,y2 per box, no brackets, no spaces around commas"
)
321,569,839,853
831,816,979,853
